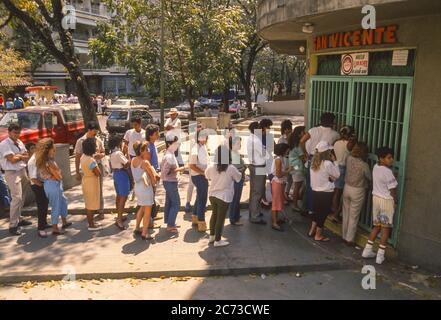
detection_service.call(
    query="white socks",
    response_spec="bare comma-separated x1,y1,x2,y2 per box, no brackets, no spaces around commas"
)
362,241,387,264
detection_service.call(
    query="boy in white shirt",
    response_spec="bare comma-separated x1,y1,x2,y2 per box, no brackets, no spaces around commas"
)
362,146,398,265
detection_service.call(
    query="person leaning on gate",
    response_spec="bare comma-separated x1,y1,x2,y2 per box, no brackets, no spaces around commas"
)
75,121,106,221
0,123,32,235
300,112,340,214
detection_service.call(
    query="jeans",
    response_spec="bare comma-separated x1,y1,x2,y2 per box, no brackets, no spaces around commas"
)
0,174,11,208
31,184,49,231
163,181,180,227
191,175,208,221
228,177,244,223
44,180,68,225
209,196,229,241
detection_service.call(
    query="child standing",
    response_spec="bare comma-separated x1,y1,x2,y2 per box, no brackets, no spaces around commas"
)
362,147,398,265
161,135,186,233
205,146,242,247
288,126,306,212
271,143,292,231
109,136,130,230
308,141,340,242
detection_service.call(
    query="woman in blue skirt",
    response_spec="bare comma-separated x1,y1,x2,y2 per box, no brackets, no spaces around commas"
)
109,136,130,230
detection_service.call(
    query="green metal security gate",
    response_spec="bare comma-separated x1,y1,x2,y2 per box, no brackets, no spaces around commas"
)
308,75,413,246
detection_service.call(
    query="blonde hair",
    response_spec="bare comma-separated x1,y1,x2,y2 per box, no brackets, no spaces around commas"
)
311,150,332,171
133,140,149,156
35,138,54,170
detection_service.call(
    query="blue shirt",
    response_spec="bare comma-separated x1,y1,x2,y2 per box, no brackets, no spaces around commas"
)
148,142,160,172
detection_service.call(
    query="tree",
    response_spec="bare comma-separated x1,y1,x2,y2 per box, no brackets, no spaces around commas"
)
235,0,266,112
0,43,30,95
90,0,246,119
0,0,97,124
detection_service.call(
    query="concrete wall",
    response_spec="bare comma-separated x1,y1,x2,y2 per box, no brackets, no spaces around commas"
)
304,14,441,272
261,100,305,116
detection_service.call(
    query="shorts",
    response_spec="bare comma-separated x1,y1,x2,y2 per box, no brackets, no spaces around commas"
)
113,169,130,197
372,195,395,227
334,165,346,189
291,170,305,183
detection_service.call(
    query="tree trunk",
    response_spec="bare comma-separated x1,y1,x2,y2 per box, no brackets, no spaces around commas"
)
222,85,229,113
186,86,195,121
67,65,98,126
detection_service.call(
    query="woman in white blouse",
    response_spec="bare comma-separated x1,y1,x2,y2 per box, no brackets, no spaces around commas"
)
308,141,340,242
205,146,242,247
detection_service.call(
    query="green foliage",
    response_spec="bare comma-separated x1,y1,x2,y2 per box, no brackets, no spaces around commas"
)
90,0,247,101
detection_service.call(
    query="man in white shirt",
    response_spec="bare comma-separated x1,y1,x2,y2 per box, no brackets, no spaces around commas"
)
0,123,32,235
246,122,268,225
123,117,146,159
300,112,340,214
165,108,183,166
75,121,106,219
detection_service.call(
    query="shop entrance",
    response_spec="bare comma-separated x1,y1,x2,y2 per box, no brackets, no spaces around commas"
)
308,75,413,245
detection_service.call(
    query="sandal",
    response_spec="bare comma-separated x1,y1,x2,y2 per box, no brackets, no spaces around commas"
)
167,227,179,234
314,237,330,242
141,235,154,241
272,224,283,232
38,231,48,238
308,231,316,238
115,221,127,231
62,222,73,229
52,230,64,236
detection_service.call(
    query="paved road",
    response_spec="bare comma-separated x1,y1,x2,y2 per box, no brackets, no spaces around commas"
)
0,271,425,300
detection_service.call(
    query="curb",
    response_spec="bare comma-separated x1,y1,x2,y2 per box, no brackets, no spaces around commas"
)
0,262,350,285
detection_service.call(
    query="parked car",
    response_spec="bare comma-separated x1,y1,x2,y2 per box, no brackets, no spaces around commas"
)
106,106,159,135
0,104,86,149
110,99,149,111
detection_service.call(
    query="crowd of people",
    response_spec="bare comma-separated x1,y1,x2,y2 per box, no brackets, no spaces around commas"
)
0,93,111,112
0,111,398,263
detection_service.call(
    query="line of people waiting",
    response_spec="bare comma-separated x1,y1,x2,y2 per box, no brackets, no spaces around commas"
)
0,112,398,263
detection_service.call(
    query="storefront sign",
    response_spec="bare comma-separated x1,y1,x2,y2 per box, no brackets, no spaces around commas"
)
314,25,398,51
392,50,409,66
341,52,369,75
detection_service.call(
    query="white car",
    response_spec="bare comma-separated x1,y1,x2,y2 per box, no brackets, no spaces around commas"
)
109,99,149,110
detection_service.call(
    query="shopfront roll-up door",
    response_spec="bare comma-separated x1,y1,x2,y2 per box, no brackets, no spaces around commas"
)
309,75,413,246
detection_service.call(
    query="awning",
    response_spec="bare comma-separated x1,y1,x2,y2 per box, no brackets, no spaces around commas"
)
0,79,32,87
25,85,59,92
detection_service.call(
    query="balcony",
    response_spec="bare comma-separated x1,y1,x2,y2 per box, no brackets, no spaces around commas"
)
257,0,439,54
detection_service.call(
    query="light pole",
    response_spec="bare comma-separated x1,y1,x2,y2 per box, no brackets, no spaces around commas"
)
159,0,165,132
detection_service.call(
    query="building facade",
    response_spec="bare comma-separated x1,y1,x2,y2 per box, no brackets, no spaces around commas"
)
32,0,136,95
257,0,441,272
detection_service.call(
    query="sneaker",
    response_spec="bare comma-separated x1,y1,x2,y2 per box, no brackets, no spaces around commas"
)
376,248,386,264
362,246,376,259
376,254,385,265
209,235,215,243
18,220,32,227
9,227,22,236
214,240,230,247
88,223,103,232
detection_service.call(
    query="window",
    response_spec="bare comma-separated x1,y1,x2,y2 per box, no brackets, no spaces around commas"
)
44,113,53,129
63,109,83,123
0,112,41,129
109,111,128,120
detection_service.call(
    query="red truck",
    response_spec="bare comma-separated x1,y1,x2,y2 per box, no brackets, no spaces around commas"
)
0,104,86,149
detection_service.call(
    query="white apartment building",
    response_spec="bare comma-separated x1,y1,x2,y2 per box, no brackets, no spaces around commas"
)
32,0,137,96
